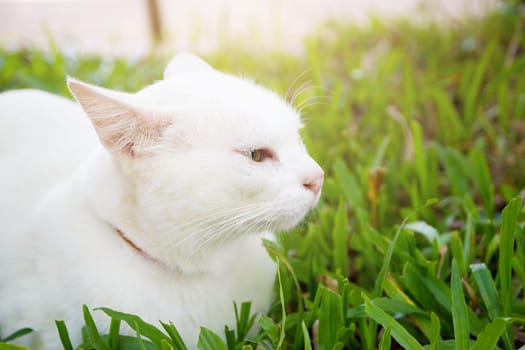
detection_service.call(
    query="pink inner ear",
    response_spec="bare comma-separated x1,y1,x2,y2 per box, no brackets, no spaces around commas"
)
148,111,173,130
119,110,174,157
68,78,174,156
87,102,173,156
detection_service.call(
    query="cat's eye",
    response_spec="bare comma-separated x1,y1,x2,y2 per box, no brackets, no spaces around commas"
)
242,148,275,162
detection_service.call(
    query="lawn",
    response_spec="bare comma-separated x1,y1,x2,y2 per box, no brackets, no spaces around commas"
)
1,2,524,349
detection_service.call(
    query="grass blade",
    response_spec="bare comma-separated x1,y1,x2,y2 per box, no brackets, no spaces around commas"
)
433,144,469,197
471,317,509,350
378,327,391,350
468,148,494,216
333,159,365,210
318,287,343,350
347,297,424,319
333,199,349,276
258,315,278,346
0,343,29,350
429,312,441,350
99,307,174,348
197,328,227,350
82,305,110,350
55,321,73,350
499,196,522,316
498,196,522,349
429,86,463,143
161,339,175,350
107,318,121,350
1,328,33,343
450,260,469,350
301,321,313,350
404,221,440,246
411,120,430,200
134,322,147,350
224,326,235,350
159,321,188,350
276,259,287,350
363,295,423,350
234,301,255,342
373,219,406,297
470,263,501,320
462,40,495,125
450,231,466,275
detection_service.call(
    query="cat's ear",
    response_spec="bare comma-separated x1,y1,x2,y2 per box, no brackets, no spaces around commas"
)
67,77,172,157
163,52,213,79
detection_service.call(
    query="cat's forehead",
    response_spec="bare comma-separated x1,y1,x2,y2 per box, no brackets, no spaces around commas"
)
139,71,303,135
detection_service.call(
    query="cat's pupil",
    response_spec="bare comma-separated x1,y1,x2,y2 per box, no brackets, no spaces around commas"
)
251,149,264,162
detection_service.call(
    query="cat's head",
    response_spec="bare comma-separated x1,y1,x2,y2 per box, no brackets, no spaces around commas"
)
68,53,323,266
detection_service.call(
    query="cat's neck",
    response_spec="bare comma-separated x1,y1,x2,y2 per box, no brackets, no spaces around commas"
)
111,223,208,276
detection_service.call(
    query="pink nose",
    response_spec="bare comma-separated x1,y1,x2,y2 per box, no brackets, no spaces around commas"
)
303,171,324,195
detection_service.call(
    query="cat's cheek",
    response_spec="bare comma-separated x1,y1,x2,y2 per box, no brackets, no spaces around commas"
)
236,182,267,202
235,169,280,201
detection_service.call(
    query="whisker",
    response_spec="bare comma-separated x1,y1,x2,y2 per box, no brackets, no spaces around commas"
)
181,203,269,245
195,204,279,250
194,209,268,247
297,96,329,114
290,80,313,106
157,197,301,254
164,203,263,247
284,68,311,103
291,84,328,109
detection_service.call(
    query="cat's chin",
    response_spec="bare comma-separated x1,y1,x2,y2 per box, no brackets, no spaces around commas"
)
310,191,322,208
280,192,321,229
274,206,317,231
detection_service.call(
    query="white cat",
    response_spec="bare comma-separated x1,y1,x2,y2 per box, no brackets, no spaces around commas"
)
0,53,323,349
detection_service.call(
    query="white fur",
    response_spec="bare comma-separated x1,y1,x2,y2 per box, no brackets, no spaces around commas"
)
0,53,323,349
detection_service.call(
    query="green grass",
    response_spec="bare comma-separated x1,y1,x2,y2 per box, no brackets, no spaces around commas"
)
1,2,525,349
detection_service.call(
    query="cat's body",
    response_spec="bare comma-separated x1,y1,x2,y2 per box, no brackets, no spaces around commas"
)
0,54,323,349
